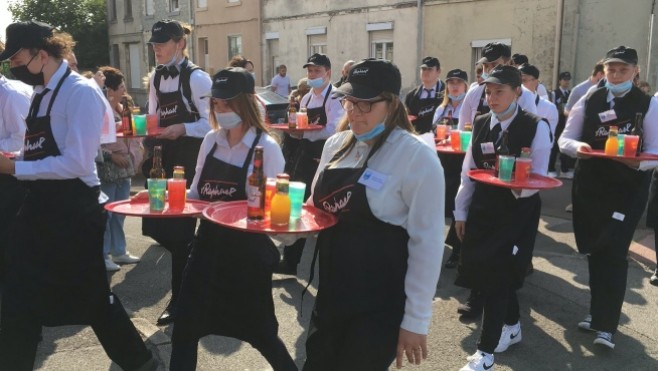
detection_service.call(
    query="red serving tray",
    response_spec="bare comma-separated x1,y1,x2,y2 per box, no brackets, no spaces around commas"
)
117,127,164,138
436,144,465,155
202,200,338,234
269,124,324,132
468,169,562,190
577,149,658,161
1,152,16,159
105,199,209,218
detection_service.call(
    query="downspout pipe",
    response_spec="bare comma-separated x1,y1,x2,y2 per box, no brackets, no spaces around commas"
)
553,0,565,90
646,0,656,83
417,0,423,86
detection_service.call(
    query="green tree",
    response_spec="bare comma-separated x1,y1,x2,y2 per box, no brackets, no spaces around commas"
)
8,0,108,70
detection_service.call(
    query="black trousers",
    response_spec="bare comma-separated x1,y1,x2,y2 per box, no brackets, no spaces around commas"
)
0,293,152,371
549,115,573,173
303,310,400,371
0,180,25,282
283,238,306,267
477,288,520,354
588,250,629,334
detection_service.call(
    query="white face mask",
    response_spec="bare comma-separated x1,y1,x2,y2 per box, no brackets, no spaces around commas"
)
215,111,242,129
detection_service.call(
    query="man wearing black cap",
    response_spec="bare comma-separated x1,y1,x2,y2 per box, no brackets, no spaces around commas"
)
404,56,445,135
142,19,212,326
277,53,344,275
459,43,537,134
454,65,552,371
559,46,658,350
549,71,574,178
0,21,155,370
0,40,31,284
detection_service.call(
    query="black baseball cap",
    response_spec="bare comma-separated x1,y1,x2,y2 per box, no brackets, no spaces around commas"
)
518,64,540,79
204,67,255,100
559,71,571,80
148,20,184,44
0,21,54,61
477,42,512,64
420,56,440,69
604,46,638,65
332,58,401,100
481,65,522,87
303,53,331,69
511,53,529,65
446,68,468,82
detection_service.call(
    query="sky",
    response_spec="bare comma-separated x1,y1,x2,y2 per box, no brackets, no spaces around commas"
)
0,2,13,42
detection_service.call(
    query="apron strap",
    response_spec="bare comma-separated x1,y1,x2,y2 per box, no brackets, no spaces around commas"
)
241,130,263,170
45,68,72,116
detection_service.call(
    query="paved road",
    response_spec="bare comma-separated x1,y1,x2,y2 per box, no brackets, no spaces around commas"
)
12,176,658,370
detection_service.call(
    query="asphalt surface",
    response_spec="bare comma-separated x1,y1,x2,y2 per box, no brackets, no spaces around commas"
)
4,175,657,370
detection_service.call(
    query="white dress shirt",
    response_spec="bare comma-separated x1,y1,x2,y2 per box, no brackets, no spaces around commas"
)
0,75,31,152
308,128,445,335
148,59,212,138
459,83,538,130
533,93,559,140
558,89,658,171
14,61,105,186
188,127,285,200
565,78,596,113
432,100,464,126
537,83,549,100
299,83,345,142
454,107,552,221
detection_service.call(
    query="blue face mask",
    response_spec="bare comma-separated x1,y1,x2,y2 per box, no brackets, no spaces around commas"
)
308,77,325,89
215,111,242,129
448,92,466,102
492,101,517,121
480,72,489,80
354,121,386,142
605,79,633,95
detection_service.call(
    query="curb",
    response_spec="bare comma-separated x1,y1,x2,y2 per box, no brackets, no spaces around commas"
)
629,234,657,267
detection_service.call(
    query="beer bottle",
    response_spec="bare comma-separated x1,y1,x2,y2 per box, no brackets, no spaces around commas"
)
520,147,532,158
173,166,185,179
121,97,133,136
631,113,644,155
288,103,297,129
149,146,166,179
247,146,266,220
494,130,510,176
605,125,619,156
463,122,472,132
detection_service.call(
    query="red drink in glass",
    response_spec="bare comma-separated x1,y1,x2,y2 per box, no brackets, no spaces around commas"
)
167,179,187,211
450,130,461,151
514,158,532,183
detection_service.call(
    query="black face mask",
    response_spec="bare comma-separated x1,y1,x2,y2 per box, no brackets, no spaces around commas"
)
10,53,45,86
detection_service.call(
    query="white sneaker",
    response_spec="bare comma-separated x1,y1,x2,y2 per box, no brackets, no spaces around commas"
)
494,322,522,352
593,331,615,349
113,253,141,264
577,314,596,331
547,171,558,178
559,171,574,179
105,258,121,272
461,351,494,371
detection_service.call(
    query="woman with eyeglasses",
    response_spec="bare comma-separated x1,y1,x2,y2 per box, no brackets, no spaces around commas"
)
169,67,296,370
301,59,444,370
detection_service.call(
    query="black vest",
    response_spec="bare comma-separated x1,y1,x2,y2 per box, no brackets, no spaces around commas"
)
582,86,651,150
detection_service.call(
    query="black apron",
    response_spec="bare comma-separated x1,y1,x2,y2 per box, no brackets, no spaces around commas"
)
572,87,652,255
435,104,465,218
3,68,110,325
407,82,443,134
142,63,202,246
311,149,408,321
455,110,541,292
476,87,491,116
0,171,25,280
283,86,331,199
174,132,281,343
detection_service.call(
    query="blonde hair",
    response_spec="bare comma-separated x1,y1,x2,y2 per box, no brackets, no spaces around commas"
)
208,93,272,137
440,79,468,108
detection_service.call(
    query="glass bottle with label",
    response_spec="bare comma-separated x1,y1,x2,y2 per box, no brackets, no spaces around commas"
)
494,130,510,176
288,104,297,129
270,173,291,226
121,97,133,136
247,146,265,220
605,125,619,156
149,146,166,179
631,113,644,155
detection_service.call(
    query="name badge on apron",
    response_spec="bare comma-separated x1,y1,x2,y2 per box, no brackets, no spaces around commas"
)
358,168,388,191
481,142,495,155
598,109,617,123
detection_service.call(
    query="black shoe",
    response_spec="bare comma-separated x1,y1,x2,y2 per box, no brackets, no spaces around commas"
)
457,291,484,319
157,300,176,326
273,260,297,276
651,268,658,287
444,253,459,269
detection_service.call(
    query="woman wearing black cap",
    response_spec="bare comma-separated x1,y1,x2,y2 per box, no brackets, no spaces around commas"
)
0,21,154,370
454,65,552,371
432,68,469,269
169,68,296,370
558,46,658,350
142,19,213,325
302,59,444,370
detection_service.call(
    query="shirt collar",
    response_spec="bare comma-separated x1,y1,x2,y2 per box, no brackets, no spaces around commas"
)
606,89,631,103
313,83,331,98
38,60,69,93
217,126,257,148
489,105,519,131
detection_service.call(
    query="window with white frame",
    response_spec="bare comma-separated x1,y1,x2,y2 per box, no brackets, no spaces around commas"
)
199,38,209,70
470,38,511,81
369,30,393,61
145,0,154,15
170,0,180,12
308,34,326,56
198,0,207,8
228,35,242,59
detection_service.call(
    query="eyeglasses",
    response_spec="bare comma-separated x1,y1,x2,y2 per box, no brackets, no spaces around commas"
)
340,98,386,113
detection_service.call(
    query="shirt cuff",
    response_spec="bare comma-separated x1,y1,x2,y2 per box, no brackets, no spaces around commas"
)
14,161,34,177
453,210,468,221
401,314,430,335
